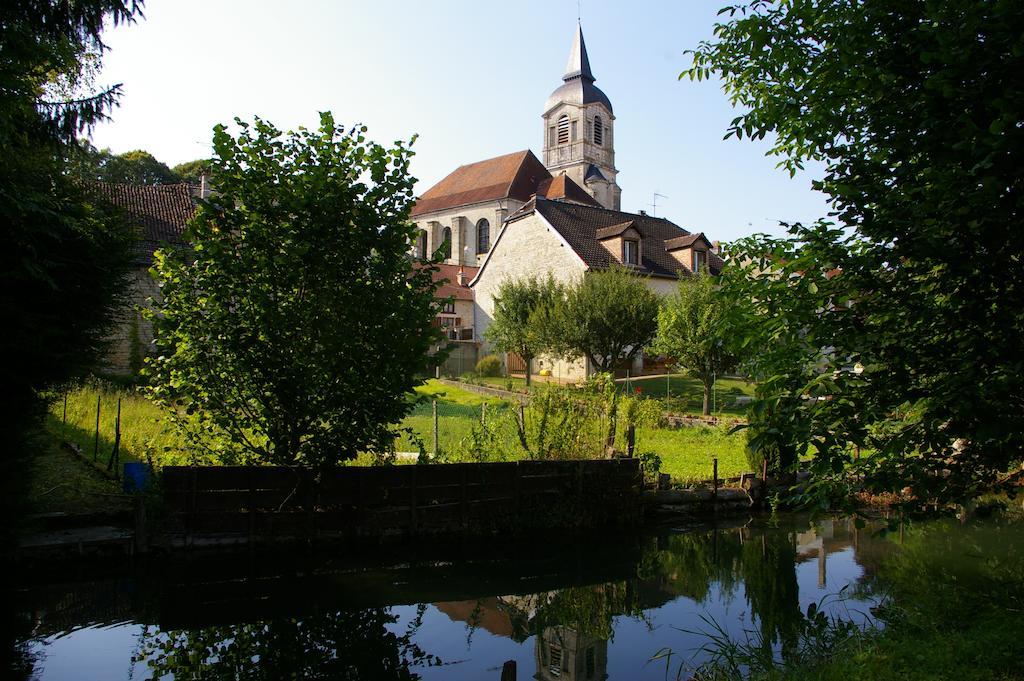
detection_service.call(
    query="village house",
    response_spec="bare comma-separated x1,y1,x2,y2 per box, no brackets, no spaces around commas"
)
412,24,723,381
92,182,196,375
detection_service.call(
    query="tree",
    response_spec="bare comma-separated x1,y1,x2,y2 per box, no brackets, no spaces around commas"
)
484,275,562,386
554,267,660,374
686,1,1024,505
147,114,442,468
650,272,736,415
68,141,181,184
172,158,213,185
1,0,141,527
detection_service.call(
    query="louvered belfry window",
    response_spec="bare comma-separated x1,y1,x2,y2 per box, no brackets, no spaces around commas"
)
593,115,604,146
557,114,570,144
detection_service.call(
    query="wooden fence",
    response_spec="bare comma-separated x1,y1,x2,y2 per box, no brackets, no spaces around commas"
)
161,459,642,546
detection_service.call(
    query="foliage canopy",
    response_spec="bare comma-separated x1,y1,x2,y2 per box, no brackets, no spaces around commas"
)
484,275,562,386
686,0,1024,502
147,114,441,467
554,267,660,374
650,273,736,415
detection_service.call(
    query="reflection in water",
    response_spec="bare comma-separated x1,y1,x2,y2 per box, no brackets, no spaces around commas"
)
11,516,898,680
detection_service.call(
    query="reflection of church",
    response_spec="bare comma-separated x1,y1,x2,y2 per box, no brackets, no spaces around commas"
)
536,625,607,681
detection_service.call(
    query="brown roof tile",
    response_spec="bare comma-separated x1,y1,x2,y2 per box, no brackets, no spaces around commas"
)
431,263,479,301
411,150,551,217
536,174,602,207
91,182,195,265
523,198,724,278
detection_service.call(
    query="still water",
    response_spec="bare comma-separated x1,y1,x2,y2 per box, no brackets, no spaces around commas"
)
11,515,897,680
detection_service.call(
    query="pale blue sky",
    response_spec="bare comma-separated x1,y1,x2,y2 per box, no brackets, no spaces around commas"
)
89,0,830,242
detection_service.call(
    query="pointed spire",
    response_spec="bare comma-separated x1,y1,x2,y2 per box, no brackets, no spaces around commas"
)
563,23,595,82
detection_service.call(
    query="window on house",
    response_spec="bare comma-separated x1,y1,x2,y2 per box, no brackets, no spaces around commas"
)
548,126,557,147
477,219,490,254
623,239,639,265
557,114,570,144
441,226,452,259
571,119,578,142
693,249,705,273
585,648,595,678
594,115,604,146
441,301,455,314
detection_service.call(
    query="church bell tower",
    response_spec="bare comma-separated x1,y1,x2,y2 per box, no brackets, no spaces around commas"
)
542,24,621,210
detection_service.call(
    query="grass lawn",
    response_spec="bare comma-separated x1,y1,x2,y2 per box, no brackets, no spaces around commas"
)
620,374,755,417
638,423,750,483
28,430,131,516
49,379,751,484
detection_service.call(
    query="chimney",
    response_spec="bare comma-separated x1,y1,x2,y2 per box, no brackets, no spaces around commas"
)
199,173,209,199
456,266,466,286
712,240,720,254
638,209,647,216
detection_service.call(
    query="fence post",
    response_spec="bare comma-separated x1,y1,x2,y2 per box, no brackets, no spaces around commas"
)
481,402,487,425
501,660,517,681
107,398,121,478
93,394,101,461
626,425,635,458
62,392,67,426
432,400,439,458
712,457,719,501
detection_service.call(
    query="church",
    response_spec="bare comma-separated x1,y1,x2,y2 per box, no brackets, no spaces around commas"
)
411,25,722,381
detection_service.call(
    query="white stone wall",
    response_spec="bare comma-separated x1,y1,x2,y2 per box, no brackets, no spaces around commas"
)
473,212,591,381
102,267,162,376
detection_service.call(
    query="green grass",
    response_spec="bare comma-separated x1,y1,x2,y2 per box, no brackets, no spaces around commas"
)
48,379,751,484
28,428,131,516
638,423,750,482
620,374,755,417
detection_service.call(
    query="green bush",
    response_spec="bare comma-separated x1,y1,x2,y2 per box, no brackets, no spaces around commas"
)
475,354,503,377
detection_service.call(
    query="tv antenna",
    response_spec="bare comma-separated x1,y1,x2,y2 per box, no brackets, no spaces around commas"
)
650,192,669,217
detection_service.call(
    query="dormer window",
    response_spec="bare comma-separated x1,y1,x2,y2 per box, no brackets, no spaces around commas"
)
692,249,706,273
557,114,570,144
623,239,639,265
593,115,604,146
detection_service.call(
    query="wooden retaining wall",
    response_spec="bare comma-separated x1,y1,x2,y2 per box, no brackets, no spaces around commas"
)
160,459,642,546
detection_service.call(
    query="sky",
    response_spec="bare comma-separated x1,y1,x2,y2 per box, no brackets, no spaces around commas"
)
88,0,831,242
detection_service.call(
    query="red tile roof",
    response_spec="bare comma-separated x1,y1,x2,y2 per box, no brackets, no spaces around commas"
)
412,150,552,217
431,263,479,301
537,174,602,207
91,182,195,265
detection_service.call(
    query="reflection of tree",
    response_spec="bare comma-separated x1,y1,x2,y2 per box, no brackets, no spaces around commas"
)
741,529,801,660
138,606,440,680
648,530,744,603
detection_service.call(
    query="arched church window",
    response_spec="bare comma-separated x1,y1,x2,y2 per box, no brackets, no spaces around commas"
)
477,219,490,254
593,115,604,146
441,226,452,259
557,114,570,144
417,230,428,259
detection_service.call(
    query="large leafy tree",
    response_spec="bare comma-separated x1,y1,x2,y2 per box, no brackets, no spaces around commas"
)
68,141,181,184
554,267,660,374
147,114,442,467
0,0,141,516
687,1,1024,504
172,158,213,185
650,273,736,415
484,275,562,386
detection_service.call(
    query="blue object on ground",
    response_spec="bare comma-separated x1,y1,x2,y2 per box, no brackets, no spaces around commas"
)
123,462,152,494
